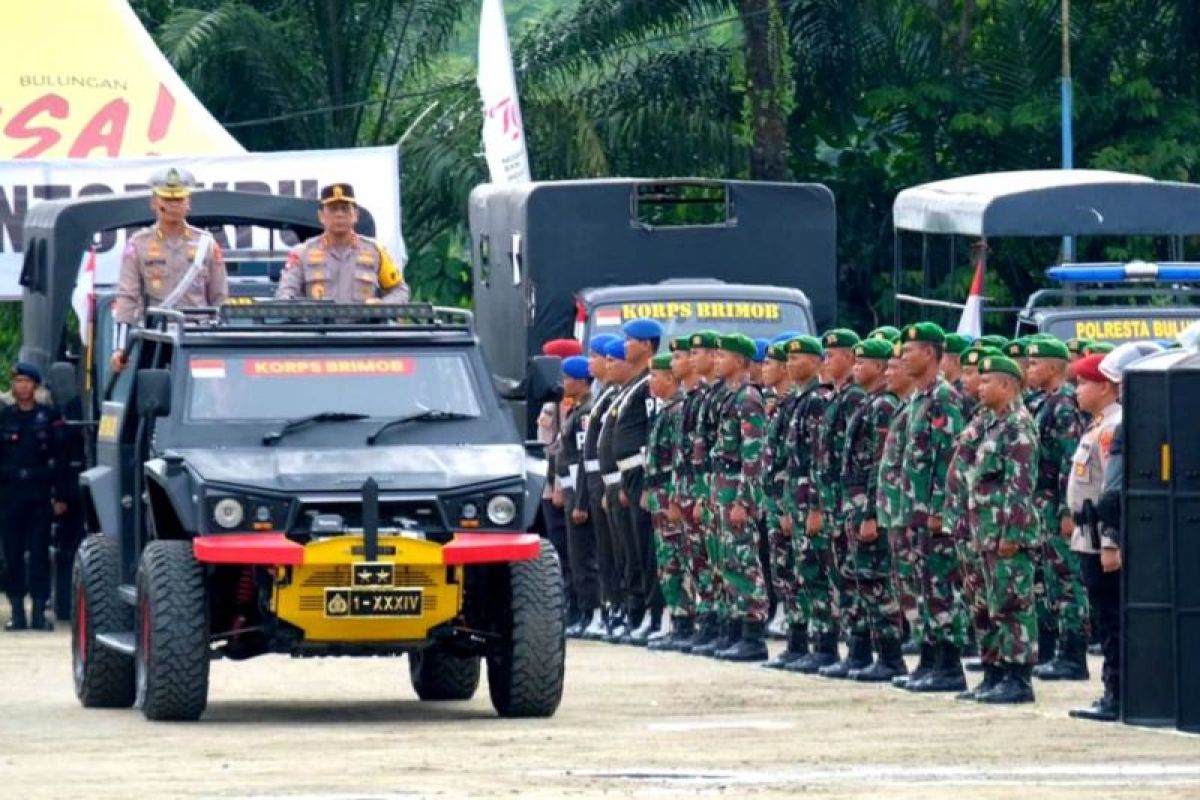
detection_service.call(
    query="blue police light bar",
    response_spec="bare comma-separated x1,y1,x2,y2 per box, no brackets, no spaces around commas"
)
1046,262,1200,283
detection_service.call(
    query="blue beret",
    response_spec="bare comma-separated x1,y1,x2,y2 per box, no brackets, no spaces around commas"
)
561,355,591,381
753,338,770,363
605,339,627,360
589,334,617,355
622,317,663,341
771,330,803,345
11,361,41,384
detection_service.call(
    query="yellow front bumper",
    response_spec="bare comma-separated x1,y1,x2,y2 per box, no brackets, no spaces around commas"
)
272,536,461,643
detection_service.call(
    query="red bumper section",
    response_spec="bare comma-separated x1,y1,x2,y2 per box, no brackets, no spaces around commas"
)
192,532,541,566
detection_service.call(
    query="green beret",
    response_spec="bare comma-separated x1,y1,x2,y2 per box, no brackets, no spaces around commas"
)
1083,341,1115,355
1065,337,1092,356
979,354,1023,380
650,353,674,371
786,335,825,357
1004,339,1028,358
855,339,894,361
767,343,788,363
688,330,720,350
1025,338,1069,360
821,328,861,349
901,321,946,345
868,325,901,342
719,333,757,360
977,334,1009,350
962,346,1002,367
944,333,971,355
670,335,691,353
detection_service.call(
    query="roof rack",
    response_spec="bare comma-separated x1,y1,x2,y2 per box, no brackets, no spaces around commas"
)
142,302,474,336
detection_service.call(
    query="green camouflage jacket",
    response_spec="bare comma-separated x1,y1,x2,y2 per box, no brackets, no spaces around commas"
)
814,381,868,516
841,389,901,523
711,380,766,514
967,404,1041,549
1033,382,1084,523
900,377,965,530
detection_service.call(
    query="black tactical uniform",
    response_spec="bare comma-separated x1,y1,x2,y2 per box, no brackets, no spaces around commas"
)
1,397,69,630
611,369,658,629
579,384,622,625
596,383,629,630
557,390,601,616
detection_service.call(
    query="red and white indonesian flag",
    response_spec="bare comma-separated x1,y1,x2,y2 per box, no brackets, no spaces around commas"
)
478,0,531,184
71,247,97,346
956,256,984,339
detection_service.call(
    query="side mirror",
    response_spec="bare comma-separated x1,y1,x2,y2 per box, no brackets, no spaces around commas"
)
526,356,564,405
47,362,79,409
136,369,172,418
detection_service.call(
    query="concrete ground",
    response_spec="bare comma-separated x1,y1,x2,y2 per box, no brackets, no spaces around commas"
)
1,613,1197,799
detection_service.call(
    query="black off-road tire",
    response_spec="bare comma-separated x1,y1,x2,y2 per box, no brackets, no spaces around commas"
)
72,535,135,708
409,647,482,701
486,541,565,718
136,540,210,721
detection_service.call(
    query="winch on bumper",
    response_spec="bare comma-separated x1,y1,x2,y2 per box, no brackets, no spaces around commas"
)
193,530,541,643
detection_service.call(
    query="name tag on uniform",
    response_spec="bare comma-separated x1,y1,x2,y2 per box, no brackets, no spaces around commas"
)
576,431,585,450
1072,442,1092,480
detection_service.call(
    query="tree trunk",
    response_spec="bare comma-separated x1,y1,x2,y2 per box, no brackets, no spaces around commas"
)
740,0,793,181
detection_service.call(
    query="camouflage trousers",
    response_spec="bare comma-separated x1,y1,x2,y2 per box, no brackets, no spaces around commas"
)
716,504,769,623
1038,519,1091,639
765,497,795,621
649,490,693,617
888,527,920,627
913,526,968,648
982,548,1037,666
956,537,994,664
839,515,903,644
681,500,720,617
793,514,839,636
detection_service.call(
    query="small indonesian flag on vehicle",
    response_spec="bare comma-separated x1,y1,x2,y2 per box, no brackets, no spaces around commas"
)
594,308,622,327
956,256,984,340
190,360,227,379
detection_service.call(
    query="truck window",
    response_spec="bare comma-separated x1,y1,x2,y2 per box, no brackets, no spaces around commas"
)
587,300,811,342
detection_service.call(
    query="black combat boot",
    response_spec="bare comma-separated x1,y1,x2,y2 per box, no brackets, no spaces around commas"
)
603,610,629,643
853,637,908,682
566,608,590,639
717,620,769,662
956,663,1002,701
684,613,718,655
705,617,738,657
763,624,809,670
818,633,871,679
977,663,1035,704
907,642,968,693
893,641,935,688
691,616,730,657
29,602,53,632
787,630,839,674
5,597,27,632
1034,633,1090,681
649,616,693,651
1036,624,1057,667
1069,683,1119,722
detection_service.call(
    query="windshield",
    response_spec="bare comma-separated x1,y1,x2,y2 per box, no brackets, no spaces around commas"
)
186,350,482,422
587,299,811,340
1040,312,1200,343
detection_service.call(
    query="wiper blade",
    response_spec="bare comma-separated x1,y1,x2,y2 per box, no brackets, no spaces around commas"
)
366,410,476,445
262,411,369,446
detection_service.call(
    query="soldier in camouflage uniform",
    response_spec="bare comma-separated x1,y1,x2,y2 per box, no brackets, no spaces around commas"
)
943,334,974,418
965,354,1041,704
810,329,868,676
761,342,797,642
838,339,908,682
1025,337,1090,681
675,331,727,654
708,334,770,661
877,341,921,677
898,322,969,693
945,345,1002,699
644,353,691,650
779,336,838,673
767,336,830,669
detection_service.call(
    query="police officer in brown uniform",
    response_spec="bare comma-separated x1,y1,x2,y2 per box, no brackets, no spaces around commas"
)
275,183,408,303
112,167,229,371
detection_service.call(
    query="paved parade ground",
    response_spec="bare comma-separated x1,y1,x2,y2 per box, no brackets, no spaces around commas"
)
1,623,1197,800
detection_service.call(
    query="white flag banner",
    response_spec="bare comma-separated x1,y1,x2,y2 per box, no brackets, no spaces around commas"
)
478,0,531,184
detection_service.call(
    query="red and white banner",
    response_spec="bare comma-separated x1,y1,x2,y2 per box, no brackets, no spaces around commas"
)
957,256,985,339
478,0,531,184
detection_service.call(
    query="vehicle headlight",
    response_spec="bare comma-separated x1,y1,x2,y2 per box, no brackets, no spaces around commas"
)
486,495,517,526
213,498,245,530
